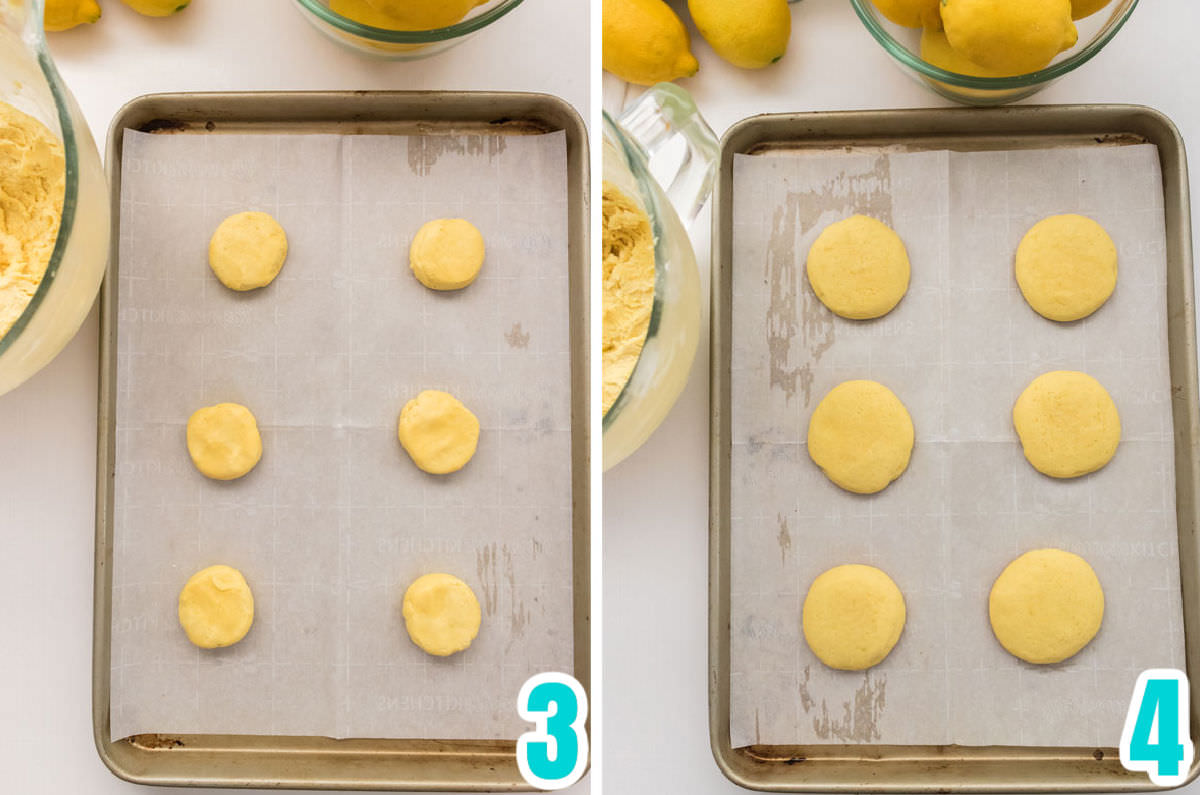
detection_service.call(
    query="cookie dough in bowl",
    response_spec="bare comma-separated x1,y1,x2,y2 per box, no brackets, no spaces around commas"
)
806,214,911,320
186,402,264,481
178,564,255,649
803,564,906,671
989,548,1104,664
397,389,480,474
601,181,656,416
409,218,485,291
807,379,915,494
208,211,289,291
1015,214,1117,322
1013,370,1120,478
402,572,482,657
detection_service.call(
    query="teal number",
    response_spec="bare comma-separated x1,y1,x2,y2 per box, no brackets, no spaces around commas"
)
524,681,579,781
1129,678,1186,778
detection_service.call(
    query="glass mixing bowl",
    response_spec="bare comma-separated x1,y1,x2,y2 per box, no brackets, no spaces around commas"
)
0,0,109,396
293,0,524,59
603,84,717,471
849,0,1138,106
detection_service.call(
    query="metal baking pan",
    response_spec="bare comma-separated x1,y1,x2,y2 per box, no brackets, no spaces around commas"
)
709,104,1199,792
94,91,589,791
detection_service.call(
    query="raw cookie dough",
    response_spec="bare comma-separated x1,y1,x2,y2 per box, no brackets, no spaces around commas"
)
409,218,485,291
807,380,914,494
187,402,263,481
1015,214,1117,322
397,389,480,474
989,548,1104,664
806,214,911,320
1013,370,1120,478
601,181,655,415
178,564,255,649
0,101,65,340
402,572,482,656
208,211,288,291
803,564,906,671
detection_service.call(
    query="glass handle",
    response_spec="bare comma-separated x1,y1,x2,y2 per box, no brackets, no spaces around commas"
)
616,82,719,227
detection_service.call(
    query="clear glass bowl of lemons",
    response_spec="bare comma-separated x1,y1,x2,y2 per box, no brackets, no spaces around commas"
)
294,0,524,59
850,0,1137,106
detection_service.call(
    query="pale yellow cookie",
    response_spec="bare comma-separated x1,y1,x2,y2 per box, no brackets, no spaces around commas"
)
1016,214,1117,322
178,564,255,649
397,389,480,474
803,564,906,671
208,211,288,291
989,548,1104,664
186,402,263,481
806,214,911,320
402,572,482,656
1013,371,1120,478
409,218,485,291
807,380,914,494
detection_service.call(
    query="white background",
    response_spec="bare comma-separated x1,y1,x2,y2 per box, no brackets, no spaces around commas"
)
603,0,1200,793
0,1,587,793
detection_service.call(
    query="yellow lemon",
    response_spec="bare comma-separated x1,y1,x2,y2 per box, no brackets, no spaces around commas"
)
920,27,1018,77
870,0,940,29
122,0,190,16
687,0,791,70
44,0,100,31
603,0,699,85
941,0,1077,75
334,0,476,30
1071,0,1111,19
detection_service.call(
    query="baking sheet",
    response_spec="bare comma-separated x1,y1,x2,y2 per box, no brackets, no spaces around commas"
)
728,143,1185,748
109,128,573,741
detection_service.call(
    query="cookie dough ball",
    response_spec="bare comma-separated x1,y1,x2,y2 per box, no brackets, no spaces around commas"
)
397,390,480,474
1016,214,1117,322
1013,371,1120,478
409,218,485,291
402,573,482,656
187,402,263,481
803,564,906,671
178,565,255,649
806,214,911,320
208,211,288,291
989,548,1104,664
807,380,914,494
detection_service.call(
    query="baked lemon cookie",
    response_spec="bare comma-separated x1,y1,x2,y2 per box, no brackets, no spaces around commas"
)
1016,214,1117,322
806,214,910,320
803,564,906,671
402,572,482,657
178,564,255,649
208,211,288,291
1013,371,1120,478
187,402,263,481
989,548,1104,664
397,389,480,474
409,218,485,291
807,380,914,494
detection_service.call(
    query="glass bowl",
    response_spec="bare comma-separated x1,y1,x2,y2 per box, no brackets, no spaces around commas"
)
849,0,1138,106
293,0,524,60
0,0,109,396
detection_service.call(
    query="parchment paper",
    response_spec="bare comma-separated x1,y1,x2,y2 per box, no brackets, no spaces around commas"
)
729,144,1184,748
110,129,574,741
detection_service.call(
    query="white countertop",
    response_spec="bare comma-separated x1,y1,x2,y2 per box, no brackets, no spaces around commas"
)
0,1,586,792
603,1,1200,792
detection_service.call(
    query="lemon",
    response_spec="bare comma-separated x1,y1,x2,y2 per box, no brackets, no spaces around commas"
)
941,0,1077,75
44,0,100,31
1071,0,1111,19
688,0,790,70
870,0,940,29
603,0,699,85
336,0,476,30
920,27,1017,77
121,0,190,16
